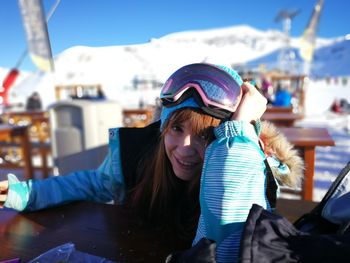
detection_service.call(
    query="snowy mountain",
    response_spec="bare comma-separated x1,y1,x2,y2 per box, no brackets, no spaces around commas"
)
243,36,350,78
3,24,349,109
312,37,350,77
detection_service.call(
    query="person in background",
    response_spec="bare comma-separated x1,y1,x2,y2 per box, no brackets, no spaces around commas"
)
330,98,342,113
96,86,106,100
25,91,43,111
273,82,292,107
339,98,350,113
261,76,274,104
0,63,303,262
152,97,163,121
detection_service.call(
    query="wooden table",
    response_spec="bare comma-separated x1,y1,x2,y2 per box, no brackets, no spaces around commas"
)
0,199,317,262
262,112,304,127
280,127,335,201
0,124,33,180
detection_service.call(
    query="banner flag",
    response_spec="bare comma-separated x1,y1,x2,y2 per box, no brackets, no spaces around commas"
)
2,69,20,90
0,69,19,105
18,0,54,71
300,0,324,62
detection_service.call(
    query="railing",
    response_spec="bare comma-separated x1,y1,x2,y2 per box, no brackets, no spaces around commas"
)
122,108,155,127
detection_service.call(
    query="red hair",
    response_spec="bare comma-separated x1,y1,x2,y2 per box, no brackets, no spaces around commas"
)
130,108,220,239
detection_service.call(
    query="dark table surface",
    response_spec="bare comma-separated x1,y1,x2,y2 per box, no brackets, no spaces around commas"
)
0,198,318,262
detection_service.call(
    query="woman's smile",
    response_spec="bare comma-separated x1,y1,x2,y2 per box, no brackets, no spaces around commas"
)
174,154,200,170
164,119,206,181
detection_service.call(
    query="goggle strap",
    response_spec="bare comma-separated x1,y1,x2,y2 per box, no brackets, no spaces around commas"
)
200,106,232,120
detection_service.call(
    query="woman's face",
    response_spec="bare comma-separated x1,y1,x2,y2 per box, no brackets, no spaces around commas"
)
164,119,207,181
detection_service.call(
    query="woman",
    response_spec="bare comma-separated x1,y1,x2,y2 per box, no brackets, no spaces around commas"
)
0,63,303,262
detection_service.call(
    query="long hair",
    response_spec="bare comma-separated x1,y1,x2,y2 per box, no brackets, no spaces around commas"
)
130,108,220,239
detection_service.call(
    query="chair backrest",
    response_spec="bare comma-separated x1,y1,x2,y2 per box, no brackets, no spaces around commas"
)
54,144,108,175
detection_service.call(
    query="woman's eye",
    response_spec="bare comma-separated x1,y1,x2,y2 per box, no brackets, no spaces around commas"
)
195,134,208,145
199,134,207,140
199,130,210,140
171,125,182,132
198,131,213,145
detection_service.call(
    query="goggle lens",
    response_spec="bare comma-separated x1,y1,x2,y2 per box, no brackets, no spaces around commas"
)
160,63,242,117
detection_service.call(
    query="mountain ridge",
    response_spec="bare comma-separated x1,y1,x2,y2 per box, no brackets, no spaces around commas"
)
1,24,349,108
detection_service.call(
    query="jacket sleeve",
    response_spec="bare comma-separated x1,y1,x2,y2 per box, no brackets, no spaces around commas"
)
193,120,269,262
4,127,125,211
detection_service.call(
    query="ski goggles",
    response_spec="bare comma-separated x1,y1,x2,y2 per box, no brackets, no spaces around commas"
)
160,63,242,119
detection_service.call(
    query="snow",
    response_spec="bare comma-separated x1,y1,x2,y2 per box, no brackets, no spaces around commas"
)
3,24,348,110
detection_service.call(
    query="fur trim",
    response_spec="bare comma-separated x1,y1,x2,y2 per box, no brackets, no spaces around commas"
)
260,121,304,188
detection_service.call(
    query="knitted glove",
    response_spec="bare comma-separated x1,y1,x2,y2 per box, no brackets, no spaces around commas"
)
4,173,31,211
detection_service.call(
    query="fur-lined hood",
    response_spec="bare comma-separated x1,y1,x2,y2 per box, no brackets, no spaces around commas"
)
259,121,304,188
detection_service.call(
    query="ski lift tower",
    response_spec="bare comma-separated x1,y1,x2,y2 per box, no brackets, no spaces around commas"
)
275,9,300,74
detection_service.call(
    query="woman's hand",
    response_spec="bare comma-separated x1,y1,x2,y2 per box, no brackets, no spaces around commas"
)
0,180,9,208
231,82,267,122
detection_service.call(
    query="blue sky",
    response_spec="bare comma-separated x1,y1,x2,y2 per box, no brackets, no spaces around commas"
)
0,0,349,71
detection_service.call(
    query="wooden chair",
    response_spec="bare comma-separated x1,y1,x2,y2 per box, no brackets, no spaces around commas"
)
0,111,52,178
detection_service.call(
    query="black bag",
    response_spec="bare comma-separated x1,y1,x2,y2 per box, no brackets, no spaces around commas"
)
239,162,350,263
165,238,217,263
